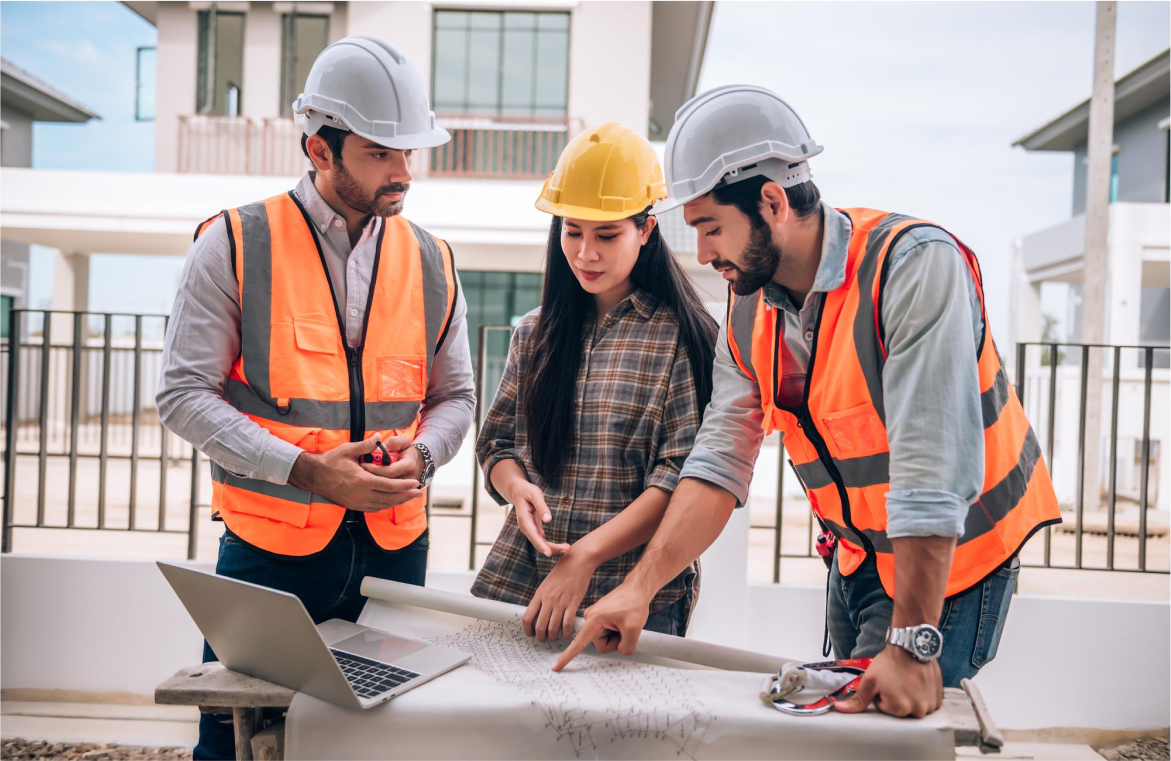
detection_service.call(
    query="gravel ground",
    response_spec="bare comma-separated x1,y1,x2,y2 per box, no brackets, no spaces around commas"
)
1098,737,1171,761
0,739,191,761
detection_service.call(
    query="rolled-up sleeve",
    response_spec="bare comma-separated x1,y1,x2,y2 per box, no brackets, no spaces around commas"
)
644,343,702,494
881,230,984,539
414,275,476,468
678,314,765,507
474,317,532,505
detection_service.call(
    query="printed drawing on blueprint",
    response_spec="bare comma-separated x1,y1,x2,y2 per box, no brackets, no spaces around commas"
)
425,617,716,759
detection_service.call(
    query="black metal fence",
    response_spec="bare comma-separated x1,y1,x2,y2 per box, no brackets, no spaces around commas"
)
3,312,1168,579
2,310,203,558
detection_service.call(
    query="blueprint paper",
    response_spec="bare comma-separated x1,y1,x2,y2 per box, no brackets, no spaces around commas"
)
284,581,957,760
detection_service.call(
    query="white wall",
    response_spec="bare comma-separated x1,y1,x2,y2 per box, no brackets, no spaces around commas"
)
241,3,283,118
2,553,1167,732
567,1,652,135
154,3,199,173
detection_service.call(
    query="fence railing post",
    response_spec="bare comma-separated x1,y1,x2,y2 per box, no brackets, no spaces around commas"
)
188,449,201,561
3,310,22,553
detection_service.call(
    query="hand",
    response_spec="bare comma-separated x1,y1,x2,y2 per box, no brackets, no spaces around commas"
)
360,436,424,483
551,583,651,672
833,646,944,718
523,549,596,643
288,435,423,512
509,481,570,558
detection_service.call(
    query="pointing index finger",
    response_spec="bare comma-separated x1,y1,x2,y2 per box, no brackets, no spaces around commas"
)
551,621,598,672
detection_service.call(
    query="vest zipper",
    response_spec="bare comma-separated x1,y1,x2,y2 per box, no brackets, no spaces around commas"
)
775,297,876,558
347,347,365,442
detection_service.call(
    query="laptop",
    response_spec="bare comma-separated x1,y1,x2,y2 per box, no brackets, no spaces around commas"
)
158,562,469,710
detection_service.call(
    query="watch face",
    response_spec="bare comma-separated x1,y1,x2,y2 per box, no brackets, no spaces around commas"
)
912,626,943,659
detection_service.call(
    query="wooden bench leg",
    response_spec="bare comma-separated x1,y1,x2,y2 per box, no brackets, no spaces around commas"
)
232,707,262,761
251,720,286,761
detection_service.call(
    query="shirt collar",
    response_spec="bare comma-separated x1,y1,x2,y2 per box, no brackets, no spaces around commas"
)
762,202,852,309
294,171,377,236
625,287,659,321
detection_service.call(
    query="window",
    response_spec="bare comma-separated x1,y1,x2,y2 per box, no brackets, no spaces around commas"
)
460,271,543,399
280,14,330,116
197,9,245,116
432,10,569,115
1,295,12,341
1109,153,1119,203
135,46,156,122
1139,287,1170,369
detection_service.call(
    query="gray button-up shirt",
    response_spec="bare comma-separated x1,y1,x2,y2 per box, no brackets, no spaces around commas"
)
157,172,475,485
679,202,985,539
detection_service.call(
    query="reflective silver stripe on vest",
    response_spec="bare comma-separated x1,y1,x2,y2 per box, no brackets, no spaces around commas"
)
237,203,274,401
231,208,449,433
728,290,762,381
959,426,1043,546
224,379,420,431
823,517,893,555
851,213,916,427
210,461,337,505
410,220,450,369
981,367,1011,429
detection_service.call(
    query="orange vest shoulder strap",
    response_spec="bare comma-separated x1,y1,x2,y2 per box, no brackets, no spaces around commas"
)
726,286,761,381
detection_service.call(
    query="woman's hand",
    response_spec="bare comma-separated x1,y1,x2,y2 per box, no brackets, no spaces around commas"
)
523,549,598,642
509,480,571,558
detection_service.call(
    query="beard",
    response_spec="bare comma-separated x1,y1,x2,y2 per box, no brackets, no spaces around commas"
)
331,162,408,217
728,219,782,296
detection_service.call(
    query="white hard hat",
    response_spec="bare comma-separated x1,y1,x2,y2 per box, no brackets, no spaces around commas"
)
653,85,823,214
292,35,450,150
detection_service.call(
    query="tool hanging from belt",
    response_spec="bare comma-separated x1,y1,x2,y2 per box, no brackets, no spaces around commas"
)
759,658,871,716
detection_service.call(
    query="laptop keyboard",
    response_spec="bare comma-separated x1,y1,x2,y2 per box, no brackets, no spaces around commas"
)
330,649,422,699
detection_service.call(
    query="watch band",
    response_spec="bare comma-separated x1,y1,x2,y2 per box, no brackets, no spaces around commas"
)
885,624,943,663
413,442,435,487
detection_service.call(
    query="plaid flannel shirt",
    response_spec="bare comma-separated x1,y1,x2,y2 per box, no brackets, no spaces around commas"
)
471,288,702,615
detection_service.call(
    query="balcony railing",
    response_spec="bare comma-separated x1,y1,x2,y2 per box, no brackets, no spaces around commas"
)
176,113,580,179
429,113,580,179
178,115,310,176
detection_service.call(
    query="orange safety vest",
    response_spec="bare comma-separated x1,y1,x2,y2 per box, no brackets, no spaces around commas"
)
194,192,457,556
727,208,1060,598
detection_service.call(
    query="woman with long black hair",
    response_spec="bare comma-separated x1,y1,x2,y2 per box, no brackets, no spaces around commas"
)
471,123,718,642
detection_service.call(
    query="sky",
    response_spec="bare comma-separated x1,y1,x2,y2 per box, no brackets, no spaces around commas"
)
1,0,1169,333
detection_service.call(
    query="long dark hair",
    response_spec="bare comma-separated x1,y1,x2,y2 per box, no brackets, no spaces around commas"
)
522,210,718,487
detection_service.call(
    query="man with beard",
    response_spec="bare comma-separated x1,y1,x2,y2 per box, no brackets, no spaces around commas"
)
553,85,1060,720
157,36,474,759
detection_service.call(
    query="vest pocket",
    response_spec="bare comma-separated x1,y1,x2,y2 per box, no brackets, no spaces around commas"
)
293,320,341,354
820,403,888,457
223,486,312,528
376,355,427,401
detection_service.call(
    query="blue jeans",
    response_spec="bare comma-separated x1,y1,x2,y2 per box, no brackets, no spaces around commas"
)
826,553,1019,688
643,592,691,637
193,522,429,760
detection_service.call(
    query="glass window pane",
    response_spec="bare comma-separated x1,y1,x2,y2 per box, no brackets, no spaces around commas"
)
281,15,329,116
135,47,156,121
212,13,245,117
467,29,501,111
470,11,501,30
435,10,468,29
433,28,469,111
504,12,536,29
538,13,569,30
501,29,535,111
534,29,568,112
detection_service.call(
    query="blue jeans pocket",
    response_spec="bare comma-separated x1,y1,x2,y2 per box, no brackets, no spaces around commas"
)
971,556,1019,669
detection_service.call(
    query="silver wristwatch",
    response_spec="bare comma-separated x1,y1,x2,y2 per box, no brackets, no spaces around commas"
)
413,442,435,488
885,624,943,663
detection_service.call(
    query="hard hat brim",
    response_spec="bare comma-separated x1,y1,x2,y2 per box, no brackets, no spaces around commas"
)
535,197,652,222
347,124,451,151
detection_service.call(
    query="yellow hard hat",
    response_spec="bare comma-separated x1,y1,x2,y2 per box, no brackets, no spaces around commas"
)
535,122,667,221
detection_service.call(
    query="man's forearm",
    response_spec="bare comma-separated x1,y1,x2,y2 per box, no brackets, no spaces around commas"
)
889,535,956,628
624,478,735,600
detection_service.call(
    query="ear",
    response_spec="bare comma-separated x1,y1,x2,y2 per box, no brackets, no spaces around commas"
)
759,181,791,228
306,134,336,173
638,215,658,246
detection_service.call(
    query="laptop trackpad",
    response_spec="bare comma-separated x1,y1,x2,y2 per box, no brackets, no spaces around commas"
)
332,630,427,664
